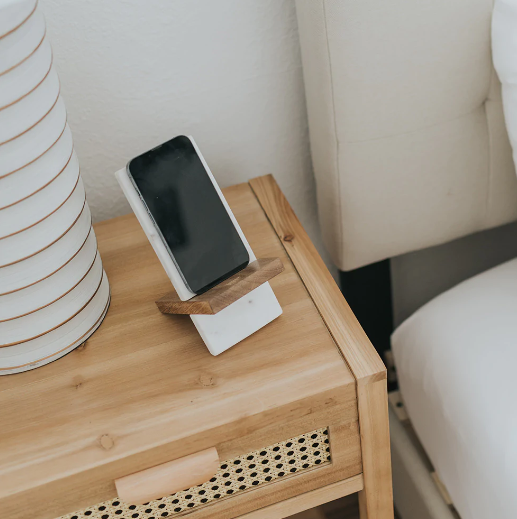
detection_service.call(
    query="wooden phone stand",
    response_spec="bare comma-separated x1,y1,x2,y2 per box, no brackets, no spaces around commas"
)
116,166,284,355
156,258,284,315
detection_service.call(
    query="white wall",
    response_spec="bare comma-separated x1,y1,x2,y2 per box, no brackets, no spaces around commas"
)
40,0,336,275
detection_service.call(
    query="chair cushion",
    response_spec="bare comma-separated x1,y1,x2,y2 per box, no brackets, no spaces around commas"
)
392,258,517,519
296,0,517,270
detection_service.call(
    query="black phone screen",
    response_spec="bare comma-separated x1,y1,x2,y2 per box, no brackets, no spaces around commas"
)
127,136,249,294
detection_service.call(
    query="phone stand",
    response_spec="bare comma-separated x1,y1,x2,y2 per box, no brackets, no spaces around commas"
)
156,258,284,315
115,165,284,356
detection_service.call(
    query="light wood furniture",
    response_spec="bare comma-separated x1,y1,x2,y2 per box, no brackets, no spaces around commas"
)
114,447,220,505
0,175,393,519
156,257,284,315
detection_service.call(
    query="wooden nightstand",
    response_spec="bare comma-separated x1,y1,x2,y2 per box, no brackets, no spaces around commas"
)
0,176,393,519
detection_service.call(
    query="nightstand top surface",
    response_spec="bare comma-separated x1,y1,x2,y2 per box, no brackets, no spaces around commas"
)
0,180,354,502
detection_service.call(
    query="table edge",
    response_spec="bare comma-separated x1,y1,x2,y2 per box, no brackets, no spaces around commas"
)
248,174,386,386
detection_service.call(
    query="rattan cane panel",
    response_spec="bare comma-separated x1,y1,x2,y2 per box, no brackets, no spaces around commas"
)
59,428,331,519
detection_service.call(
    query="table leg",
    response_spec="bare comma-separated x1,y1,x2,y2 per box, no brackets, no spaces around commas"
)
357,378,394,519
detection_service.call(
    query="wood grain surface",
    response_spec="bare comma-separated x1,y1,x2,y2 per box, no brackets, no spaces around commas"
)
0,180,357,519
287,491,401,519
155,258,284,314
249,175,385,385
115,447,220,505
240,475,364,519
250,176,393,519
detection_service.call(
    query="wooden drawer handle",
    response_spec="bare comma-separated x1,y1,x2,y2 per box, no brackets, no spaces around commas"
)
115,447,220,505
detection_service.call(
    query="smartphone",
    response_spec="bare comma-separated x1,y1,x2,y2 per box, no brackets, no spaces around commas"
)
126,136,249,295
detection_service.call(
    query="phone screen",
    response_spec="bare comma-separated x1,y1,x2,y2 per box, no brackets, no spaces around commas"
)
127,136,249,294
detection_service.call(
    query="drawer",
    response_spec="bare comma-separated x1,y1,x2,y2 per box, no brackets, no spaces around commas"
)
1,377,359,519
57,422,361,519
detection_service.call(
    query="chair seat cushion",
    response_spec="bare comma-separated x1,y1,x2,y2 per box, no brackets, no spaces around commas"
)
392,257,517,519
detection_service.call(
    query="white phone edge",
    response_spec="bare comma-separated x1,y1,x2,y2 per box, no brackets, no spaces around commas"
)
115,166,195,301
115,136,282,355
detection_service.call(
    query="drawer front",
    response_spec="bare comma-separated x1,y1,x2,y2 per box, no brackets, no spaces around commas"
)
59,428,332,519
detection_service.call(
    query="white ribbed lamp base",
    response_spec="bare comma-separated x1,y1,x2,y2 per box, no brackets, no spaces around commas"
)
0,0,109,375
0,274,110,375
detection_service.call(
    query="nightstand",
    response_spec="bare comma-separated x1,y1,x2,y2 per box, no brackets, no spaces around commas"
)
0,175,393,519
